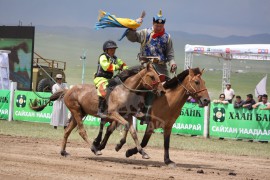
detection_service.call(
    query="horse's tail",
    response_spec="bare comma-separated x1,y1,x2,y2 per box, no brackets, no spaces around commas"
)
30,90,67,111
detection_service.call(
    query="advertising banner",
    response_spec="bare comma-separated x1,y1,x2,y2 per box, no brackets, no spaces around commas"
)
137,102,205,135
13,90,105,126
13,90,53,123
0,90,10,120
210,103,270,141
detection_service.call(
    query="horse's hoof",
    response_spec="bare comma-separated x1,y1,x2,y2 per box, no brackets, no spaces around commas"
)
115,145,121,152
91,145,102,156
126,150,131,158
142,153,150,159
60,150,69,157
96,151,102,155
166,161,176,168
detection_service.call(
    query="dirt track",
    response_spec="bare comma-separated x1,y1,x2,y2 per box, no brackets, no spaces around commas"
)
0,134,269,180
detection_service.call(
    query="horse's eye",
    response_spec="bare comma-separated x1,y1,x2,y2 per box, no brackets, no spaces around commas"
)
150,76,155,81
195,80,200,85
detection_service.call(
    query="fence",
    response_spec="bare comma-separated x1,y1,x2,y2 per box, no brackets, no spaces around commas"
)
1,86,270,141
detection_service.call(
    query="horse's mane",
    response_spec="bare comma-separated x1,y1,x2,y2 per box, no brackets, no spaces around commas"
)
107,65,144,89
163,68,201,89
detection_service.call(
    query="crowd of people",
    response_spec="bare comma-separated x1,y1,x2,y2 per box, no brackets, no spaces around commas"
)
213,83,270,110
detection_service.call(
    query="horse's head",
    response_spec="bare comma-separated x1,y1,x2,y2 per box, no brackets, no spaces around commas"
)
139,63,165,96
183,68,210,107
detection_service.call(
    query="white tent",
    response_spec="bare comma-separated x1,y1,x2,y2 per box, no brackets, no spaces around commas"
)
184,44,270,91
0,50,11,90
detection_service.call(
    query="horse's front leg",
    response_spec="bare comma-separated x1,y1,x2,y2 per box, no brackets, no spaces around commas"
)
126,122,154,158
163,127,176,167
115,116,134,152
97,121,117,151
109,112,147,158
91,119,106,155
127,122,150,159
115,127,128,152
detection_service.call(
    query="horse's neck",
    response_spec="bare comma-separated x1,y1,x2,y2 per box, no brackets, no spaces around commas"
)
123,70,145,89
162,79,189,117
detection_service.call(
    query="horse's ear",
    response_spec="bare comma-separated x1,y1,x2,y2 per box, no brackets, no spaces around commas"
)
189,68,195,77
146,62,151,70
201,68,205,75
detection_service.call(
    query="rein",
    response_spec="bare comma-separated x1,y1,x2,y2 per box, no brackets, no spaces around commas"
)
119,69,160,93
179,79,207,96
33,90,51,99
119,78,154,93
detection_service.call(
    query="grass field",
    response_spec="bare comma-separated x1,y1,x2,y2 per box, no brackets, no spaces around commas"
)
1,119,270,159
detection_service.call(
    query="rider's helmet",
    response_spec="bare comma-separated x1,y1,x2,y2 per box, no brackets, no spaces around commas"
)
153,9,166,24
103,40,118,52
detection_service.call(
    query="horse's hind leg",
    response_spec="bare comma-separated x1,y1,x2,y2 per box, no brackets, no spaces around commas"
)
61,116,77,156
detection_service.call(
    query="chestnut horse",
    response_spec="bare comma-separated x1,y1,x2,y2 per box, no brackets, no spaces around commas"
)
91,67,210,166
30,63,165,157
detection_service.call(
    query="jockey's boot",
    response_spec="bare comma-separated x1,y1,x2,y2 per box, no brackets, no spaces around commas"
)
97,96,107,118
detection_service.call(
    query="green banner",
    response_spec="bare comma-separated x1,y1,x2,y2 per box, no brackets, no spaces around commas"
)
82,115,105,126
210,103,270,141
137,102,204,135
0,90,10,120
13,90,53,123
13,90,107,126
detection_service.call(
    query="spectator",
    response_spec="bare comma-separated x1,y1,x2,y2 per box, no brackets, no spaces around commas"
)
50,74,69,129
234,95,245,108
252,94,270,110
242,94,256,110
224,83,235,103
213,93,229,104
257,95,262,102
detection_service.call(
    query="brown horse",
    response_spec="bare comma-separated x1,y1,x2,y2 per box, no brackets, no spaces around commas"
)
30,63,165,157
91,67,210,166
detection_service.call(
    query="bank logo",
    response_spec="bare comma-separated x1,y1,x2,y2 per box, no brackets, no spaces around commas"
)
16,95,26,108
213,107,225,122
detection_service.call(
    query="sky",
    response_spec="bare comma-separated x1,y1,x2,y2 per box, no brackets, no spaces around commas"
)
0,0,269,37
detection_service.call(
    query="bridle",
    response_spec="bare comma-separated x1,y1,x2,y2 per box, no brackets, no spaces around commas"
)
179,75,207,97
119,68,161,93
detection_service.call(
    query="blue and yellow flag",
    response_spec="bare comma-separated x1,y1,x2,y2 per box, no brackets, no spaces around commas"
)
95,10,143,30
95,10,145,40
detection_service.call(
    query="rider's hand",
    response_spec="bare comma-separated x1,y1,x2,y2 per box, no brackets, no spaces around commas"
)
170,64,177,73
118,64,124,71
135,17,143,24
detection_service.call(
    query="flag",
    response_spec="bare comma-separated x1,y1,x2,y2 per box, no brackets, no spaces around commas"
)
255,75,267,97
95,10,143,41
95,10,142,30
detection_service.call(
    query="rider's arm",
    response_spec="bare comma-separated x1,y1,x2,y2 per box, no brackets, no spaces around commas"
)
117,58,128,70
99,55,120,72
166,36,176,66
126,29,146,43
